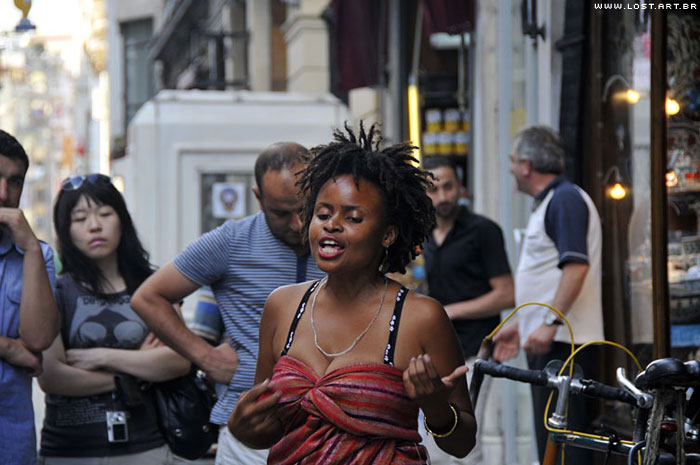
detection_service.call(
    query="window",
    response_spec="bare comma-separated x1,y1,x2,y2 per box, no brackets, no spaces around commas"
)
122,19,154,129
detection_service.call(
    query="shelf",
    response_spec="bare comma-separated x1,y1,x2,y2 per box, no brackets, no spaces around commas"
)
669,185,700,195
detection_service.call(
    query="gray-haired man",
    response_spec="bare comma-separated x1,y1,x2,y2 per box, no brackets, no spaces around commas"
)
494,125,603,465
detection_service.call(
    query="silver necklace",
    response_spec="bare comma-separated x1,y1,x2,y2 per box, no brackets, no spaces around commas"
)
310,276,389,358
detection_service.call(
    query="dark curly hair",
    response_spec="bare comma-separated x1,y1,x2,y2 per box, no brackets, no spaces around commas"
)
298,122,435,274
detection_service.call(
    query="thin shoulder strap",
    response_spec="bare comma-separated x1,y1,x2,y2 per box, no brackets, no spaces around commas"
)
383,286,409,366
280,280,322,356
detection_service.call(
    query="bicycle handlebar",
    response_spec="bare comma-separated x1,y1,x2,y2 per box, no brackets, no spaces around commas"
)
575,378,637,405
473,360,636,405
473,359,549,386
616,367,654,409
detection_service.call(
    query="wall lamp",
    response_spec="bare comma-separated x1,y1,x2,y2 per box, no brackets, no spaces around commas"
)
602,74,689,117
602,74,640,104
666,97,681,115
604,166,627,200
666,148,682,188
666,170,679,188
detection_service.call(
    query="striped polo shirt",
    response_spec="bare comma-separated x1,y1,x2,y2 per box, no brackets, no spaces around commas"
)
173,211,325,425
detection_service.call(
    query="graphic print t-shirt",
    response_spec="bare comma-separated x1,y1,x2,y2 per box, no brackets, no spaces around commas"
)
40,275,164,457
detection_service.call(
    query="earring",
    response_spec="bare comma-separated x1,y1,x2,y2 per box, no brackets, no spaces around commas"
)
379,247,389,274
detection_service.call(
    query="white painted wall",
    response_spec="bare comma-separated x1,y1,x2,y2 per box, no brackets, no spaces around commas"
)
112,89,349,317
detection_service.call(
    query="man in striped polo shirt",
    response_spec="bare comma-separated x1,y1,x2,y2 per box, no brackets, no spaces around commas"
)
132,142,325,464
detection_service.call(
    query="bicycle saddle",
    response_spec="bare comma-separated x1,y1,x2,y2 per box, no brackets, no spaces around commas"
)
635,358,700,389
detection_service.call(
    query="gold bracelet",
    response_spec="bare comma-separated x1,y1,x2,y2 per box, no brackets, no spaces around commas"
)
423,402,459,438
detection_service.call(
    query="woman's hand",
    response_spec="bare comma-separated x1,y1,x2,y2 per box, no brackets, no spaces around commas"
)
66,337,190,382
403,354,468,411
65,348,109,371
66,334,166,370
140,332,164,350
228,378,283,449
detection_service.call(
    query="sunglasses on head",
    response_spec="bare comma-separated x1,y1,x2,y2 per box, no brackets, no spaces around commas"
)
61,174,112,192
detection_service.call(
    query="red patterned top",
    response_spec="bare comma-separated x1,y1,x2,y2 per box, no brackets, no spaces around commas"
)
268,355,427,465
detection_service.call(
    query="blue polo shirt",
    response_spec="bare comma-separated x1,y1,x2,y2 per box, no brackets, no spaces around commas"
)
535,175,590,268
0,231,56,465
173,211,325,425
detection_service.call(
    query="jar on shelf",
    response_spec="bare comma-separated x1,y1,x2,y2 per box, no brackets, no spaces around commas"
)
462,112,470,132
444,108,461,132
425,108,443,133
422,132,438,156
438,131,454,156
454,131,469,156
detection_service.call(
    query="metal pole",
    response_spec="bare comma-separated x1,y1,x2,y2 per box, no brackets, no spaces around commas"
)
388,0,402,143
650,11,669,359
497,3,517,463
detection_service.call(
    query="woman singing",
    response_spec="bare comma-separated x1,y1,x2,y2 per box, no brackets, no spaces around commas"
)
229,124,476,464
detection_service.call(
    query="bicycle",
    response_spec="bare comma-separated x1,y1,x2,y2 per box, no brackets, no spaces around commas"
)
470,356,700,465
617,357,700,465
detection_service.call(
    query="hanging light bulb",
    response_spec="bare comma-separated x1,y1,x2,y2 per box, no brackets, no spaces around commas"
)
666,170,678,187
609,182,627,200
625,89,640,104
666,98,681,115
604,166,628,200
602,75,641,104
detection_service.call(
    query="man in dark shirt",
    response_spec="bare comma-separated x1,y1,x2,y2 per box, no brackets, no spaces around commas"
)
420,156,514,465
423,156,514,357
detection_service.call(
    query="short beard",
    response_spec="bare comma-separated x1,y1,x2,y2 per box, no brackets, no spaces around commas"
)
435,202,458,219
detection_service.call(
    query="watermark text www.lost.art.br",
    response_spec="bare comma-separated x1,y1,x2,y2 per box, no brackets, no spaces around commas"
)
594,2,697,9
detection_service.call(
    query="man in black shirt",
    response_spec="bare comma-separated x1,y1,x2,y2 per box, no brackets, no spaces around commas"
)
420,156,514,465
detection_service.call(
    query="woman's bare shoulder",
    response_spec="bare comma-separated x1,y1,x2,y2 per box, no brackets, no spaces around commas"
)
265,280,320,314
399,290,454,338
261,281,320,344
402,290,448,322
392,287,460,368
